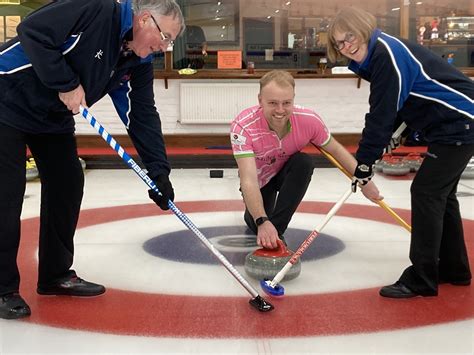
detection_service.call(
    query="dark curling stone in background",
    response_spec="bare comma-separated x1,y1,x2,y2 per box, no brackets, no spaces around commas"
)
403,153,423,172
382,156,411,176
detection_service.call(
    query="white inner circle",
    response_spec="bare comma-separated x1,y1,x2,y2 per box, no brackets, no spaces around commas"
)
71,211,410,296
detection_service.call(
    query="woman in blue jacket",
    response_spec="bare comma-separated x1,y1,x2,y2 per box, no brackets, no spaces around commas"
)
0,0,184,319
327,7,473,298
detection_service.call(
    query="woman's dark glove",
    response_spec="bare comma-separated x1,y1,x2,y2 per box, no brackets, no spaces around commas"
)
148,174,175,210
351,162,374,192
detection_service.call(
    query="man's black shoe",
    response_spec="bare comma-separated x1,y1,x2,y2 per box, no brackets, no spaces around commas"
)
0,293,31,319
37,275,106,297
379,281,419,298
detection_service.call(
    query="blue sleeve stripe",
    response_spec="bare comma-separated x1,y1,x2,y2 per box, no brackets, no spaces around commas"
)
1,34,82,75
411,92,473,119
377,37,403,110
108,81,132,128
381,32,473,119
0,42,32,74
61,34,82,55
412,79,473,118
0,63,32,74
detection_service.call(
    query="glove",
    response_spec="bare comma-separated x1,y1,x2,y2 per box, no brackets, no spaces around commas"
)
148,174,175,210
351,162,374,193
383,135,402,154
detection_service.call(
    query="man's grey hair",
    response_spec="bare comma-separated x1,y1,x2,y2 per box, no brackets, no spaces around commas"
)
132,0,185,35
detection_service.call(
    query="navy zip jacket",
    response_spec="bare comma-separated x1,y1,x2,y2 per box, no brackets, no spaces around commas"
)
0,0,170,177
348,29,474,165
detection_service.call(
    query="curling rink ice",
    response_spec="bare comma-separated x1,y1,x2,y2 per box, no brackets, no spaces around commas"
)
1,167,473,354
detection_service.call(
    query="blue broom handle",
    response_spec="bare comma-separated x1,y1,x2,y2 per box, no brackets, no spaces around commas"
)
79,106,260,298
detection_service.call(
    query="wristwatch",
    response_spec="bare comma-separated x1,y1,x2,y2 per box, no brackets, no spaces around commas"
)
255,216,270,227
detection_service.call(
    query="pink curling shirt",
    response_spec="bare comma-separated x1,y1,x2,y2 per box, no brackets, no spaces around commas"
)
230,105,331,188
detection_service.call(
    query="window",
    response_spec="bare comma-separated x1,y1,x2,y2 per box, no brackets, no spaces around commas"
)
173,0,403,70
4,0,471,70
172,0,473,70
0,0,47,45
5,15,19,40
173,0,239,70
0,16,4,43
409,0,474,67
0,15,22,43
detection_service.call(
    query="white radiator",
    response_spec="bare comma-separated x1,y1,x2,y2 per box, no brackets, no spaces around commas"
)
179,83,259,124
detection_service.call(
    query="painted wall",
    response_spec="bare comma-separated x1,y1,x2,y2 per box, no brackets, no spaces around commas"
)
74,78,371,135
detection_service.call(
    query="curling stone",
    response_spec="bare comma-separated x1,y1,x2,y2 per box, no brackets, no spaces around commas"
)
382,156,411,176
403,153,423,172
374,159,384,173
374,154,391,172
26,158,39,181
244,240,301,281
461,157,474,179
78,157,86,171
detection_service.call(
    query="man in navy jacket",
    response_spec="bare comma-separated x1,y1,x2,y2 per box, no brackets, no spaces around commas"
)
0,0,184,319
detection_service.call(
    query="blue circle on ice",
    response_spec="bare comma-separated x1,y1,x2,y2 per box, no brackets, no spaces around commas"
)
143,226,344,265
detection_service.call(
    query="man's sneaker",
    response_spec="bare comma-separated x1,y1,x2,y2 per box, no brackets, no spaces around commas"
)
37,273,105,297
0,293,31,319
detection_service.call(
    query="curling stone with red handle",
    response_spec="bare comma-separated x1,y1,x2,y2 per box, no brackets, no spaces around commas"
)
244,240,301,281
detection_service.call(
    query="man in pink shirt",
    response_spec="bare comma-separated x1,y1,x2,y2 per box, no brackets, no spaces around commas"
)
231,70,381,249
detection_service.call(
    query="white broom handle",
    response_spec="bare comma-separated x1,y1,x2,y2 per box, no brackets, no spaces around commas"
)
269,187,353,288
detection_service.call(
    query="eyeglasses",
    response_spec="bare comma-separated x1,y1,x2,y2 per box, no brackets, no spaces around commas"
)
150,14,174,47
333,32,356,51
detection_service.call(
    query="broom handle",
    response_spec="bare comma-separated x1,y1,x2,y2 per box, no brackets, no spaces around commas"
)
393,122,408,140
318,147,412,233
269,187,353,288
79,106,262,299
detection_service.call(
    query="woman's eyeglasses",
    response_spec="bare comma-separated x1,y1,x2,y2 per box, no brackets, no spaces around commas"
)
334,32,356,51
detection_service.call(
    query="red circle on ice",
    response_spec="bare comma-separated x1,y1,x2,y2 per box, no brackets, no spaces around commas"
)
19,200,473,337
